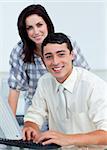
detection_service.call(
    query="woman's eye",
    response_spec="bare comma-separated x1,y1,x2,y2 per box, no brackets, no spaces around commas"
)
37,23,43,27
26,26,32,30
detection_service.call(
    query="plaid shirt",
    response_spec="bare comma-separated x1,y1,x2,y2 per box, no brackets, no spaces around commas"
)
8,39,90,105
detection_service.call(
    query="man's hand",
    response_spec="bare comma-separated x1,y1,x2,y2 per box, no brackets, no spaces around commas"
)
36,130,107,146
36,130,71,146
22,121,41,142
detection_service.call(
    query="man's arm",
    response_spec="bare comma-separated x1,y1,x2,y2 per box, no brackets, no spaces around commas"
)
8,88,20,115
37,130,107,146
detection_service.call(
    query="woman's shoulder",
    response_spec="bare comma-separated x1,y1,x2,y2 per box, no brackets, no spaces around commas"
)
11,40,23,56
9,41,24,63
67,36,77,49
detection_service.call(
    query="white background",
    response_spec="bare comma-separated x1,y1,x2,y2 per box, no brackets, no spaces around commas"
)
0,0,107,72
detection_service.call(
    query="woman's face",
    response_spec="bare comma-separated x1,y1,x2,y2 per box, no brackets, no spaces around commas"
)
25,14,48,46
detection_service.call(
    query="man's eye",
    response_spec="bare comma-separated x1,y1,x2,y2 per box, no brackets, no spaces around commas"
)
59,53,65,56
45,56,52,59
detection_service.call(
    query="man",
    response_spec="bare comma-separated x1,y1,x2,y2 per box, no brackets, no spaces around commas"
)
23,33,107,148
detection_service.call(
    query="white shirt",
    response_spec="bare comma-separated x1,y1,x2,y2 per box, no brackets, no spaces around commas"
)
24,67,107,134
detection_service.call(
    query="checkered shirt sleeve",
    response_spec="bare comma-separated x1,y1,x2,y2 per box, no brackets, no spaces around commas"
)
71,39,90,70
8,41,47,102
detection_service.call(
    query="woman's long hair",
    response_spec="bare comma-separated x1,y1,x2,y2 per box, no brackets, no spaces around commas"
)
17,4,55,63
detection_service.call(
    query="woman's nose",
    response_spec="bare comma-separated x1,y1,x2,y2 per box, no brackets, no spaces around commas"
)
34,27,39,34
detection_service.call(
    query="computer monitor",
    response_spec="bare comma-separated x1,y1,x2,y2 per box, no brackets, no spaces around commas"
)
0,97,22,139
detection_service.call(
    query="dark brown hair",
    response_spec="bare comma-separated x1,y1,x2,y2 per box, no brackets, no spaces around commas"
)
17,4,55,63
41,32,73,56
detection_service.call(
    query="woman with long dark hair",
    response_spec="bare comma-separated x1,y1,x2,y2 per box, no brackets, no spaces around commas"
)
8,4,90,129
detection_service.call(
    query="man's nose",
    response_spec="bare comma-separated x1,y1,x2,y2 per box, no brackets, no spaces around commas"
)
53,56,59,65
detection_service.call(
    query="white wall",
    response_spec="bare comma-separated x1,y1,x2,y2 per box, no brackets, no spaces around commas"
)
105,0,107,68
0,0,107,72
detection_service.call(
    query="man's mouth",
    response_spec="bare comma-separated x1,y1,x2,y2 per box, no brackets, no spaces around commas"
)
52,66,64,72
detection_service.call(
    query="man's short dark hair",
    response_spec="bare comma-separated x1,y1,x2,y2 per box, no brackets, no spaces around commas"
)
41,33,73,56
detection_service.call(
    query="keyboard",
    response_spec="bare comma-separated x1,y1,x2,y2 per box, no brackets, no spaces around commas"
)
0,138,60,149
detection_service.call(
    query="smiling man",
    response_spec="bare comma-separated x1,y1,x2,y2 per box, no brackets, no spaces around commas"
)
43,42,73,83
23,33,107,148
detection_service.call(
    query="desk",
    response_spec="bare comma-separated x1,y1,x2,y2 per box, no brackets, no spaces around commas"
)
0,145,107,150
61,145,107,150
0,145,31,150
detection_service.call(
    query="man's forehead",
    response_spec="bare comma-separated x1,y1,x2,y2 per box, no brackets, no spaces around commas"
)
43,43,69,55
44,43,68,51
45,42,67,47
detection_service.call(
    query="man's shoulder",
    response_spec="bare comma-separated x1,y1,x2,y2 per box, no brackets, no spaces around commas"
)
75,67,107,85
38,73,58,92
38,73,56,86
39,72,53,81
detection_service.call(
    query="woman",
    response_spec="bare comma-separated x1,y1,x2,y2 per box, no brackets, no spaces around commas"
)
8,4,90,126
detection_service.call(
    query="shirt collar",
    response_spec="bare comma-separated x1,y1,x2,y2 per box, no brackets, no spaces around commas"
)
55,67,77,93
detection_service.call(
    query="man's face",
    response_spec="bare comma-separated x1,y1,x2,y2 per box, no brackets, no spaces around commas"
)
43,43,74,83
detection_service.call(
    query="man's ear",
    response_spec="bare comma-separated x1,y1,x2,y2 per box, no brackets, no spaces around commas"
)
41,56,46,67
70,51,75,61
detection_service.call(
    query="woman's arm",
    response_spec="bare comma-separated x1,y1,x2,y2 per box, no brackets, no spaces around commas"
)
8,41,27,115
8,88,20,115
71,39,90,70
